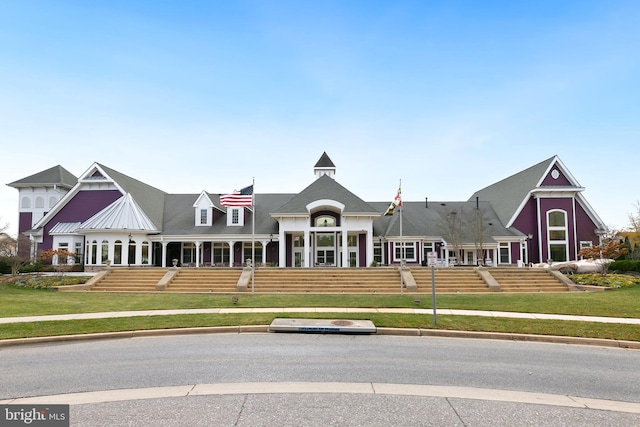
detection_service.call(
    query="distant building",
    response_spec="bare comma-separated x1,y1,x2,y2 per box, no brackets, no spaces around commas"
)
7,153,606,269
0,233,17,257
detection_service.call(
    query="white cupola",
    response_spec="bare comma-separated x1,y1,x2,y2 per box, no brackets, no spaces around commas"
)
314,152,336,179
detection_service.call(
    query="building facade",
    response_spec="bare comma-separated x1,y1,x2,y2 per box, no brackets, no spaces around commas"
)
7,153,607,270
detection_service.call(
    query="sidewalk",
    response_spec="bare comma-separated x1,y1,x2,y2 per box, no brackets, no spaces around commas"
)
2,307,640,325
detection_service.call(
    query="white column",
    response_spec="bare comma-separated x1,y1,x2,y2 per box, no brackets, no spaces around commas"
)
261,240,268,265
195,241,201,268
279,231,286,268
341,230,349,268
304,230,310,267
161,241,168,267
228,241,235,267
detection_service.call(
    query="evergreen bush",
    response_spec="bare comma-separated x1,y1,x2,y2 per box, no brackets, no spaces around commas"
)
609,260,640,273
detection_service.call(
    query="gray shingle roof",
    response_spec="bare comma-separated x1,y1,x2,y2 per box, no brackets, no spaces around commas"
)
97,164,166,231
272,175,379,215
8,165,77,189
468,156,556,227
160,193,296,236
371,200,518,242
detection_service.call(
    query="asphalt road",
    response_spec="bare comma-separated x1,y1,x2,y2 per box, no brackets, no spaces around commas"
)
2,333,640,426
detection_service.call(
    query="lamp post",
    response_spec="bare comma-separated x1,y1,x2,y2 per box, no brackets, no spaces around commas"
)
527,233,533,265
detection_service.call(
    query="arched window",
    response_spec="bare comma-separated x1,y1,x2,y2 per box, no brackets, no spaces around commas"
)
21,197,31,208
547,210,568,262
128,238,136,265
35,197,44,208
114,240,122,264
314,215,336,227
49,196,58,208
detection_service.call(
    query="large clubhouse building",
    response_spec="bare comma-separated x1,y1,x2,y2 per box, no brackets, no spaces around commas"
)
8,153,606,270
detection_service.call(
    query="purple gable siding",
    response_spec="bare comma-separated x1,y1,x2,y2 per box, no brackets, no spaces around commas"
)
510,242,521,263
574,202,599,249
19,212,33,234
541,164,572,186
41,190,122,251
512,197,539,262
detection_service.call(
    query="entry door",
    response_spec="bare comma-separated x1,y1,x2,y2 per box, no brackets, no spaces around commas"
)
466,250,475,265
349,251,357,267
293,248,304,267
316,233,335,266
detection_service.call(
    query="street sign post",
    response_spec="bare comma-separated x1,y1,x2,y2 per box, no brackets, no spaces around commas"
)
427,252,438,325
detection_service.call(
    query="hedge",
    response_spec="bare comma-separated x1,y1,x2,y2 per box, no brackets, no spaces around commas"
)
609,260,640,273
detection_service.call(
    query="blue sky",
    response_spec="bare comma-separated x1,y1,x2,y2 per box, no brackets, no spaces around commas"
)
1,0,639,236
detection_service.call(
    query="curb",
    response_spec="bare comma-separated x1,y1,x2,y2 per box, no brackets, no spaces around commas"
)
1,325,639,349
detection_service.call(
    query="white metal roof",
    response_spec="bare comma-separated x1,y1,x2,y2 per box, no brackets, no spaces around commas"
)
79,193,159,232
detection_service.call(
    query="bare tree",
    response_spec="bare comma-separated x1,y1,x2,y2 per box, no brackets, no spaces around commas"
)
626,201,640,259
464,206,492,266
629,201,640,234
2,235,31,275
441,209,464,265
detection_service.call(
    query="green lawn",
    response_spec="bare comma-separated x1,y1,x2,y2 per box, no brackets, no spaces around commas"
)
1,282,639,342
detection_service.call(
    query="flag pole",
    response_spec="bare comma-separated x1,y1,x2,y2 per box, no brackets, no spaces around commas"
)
399,179,403,294
251,177,255,294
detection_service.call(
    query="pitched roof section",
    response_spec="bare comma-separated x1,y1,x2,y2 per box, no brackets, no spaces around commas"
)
160,193,295,236
80,193,159,232
272,174,379,215
95,164,166,231
314,152,336,168
7,165,77,189
371,200,518,242
49,222,82,234
469,156,558,227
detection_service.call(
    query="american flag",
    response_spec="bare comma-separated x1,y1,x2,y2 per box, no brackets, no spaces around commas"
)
220,185,253,207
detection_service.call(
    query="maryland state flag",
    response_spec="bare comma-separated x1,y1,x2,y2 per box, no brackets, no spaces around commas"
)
384,187,402,216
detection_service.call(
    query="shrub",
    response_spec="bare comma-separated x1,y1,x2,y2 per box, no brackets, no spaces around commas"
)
608,260,640,273
0,257,10,274
6,274,90,289
572,273,640,288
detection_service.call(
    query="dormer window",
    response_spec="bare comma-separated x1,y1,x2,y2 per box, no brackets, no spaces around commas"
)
193,191,214,227
227,207,245,226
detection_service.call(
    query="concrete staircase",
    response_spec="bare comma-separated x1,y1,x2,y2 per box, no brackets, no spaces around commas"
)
251,268,402,293
91,268,167,292
87,266,570,293
410,268,491,293
164,268,240,293
487,268,569,292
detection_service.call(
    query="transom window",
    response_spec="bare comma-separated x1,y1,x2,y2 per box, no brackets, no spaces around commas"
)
315,215,335,227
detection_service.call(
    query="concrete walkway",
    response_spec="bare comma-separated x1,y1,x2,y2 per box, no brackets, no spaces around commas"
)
2,307,640,325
